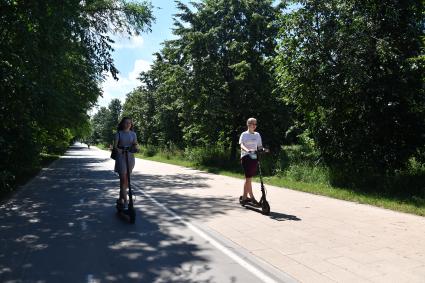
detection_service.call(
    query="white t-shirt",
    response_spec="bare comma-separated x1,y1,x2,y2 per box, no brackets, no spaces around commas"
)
239,130,262,158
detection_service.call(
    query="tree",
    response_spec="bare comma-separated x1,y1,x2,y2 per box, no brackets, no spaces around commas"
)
123,88,159,145
276,0,425,178
170,0,290,158
0,1,154,191
106,98,123,142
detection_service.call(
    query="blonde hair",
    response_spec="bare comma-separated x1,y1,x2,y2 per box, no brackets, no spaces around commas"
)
246,117,257,126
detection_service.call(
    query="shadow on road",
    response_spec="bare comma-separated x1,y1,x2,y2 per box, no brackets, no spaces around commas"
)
269,211,301,221
131,172,235,221
0,146,221,283
131,172,301,223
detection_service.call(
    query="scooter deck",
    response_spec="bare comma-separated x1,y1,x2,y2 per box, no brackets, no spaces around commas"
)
116,208,132,214
116,201,136,223
241,201,261,208
116,208,136,222
239,197,270,215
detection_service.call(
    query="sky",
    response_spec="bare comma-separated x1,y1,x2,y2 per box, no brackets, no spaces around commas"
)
97,0,190,109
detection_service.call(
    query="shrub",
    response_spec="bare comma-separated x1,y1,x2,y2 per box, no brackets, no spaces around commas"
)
184,146,230,167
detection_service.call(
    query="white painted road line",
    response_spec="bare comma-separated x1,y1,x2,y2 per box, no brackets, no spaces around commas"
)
136,186,279,283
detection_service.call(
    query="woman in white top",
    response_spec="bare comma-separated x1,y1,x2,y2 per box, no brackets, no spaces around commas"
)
239,117,263,205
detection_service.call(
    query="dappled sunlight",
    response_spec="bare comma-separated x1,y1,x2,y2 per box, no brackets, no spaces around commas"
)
0,145,245,283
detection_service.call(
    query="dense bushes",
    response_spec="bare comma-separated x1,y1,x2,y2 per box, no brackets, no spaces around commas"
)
276,0,425,176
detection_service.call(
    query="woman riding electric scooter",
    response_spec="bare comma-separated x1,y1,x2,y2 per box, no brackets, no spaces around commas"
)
239,117,270,215
239,117,262,204
113,117,139,221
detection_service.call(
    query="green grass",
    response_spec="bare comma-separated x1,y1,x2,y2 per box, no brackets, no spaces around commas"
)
263,177,425,216
96,143,109,150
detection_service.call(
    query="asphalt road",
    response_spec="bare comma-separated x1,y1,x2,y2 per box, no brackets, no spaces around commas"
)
0,144,294,283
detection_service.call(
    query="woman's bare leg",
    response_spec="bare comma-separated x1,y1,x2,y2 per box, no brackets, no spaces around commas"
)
243,178,253,200
247,178,255,200
119,173,128,203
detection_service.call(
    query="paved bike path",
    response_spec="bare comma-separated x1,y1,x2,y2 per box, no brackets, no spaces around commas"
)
0,144,293,283
128,147,425,283
2,144,425,282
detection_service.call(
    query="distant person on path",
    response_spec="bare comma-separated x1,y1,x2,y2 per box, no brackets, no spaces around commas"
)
113,117,139,209
239,117,263,205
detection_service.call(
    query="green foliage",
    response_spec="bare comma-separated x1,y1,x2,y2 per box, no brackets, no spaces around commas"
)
121,0,293,159
0,171,15,193
276,0,425,177
184,146,230,167
0,0,153,192
91,99,123,145
42,128,74,154
140,145,159,157
282,163,330,185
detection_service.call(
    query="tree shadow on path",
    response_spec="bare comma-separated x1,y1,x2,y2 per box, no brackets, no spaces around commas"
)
131,171,301,223
0,146,239,283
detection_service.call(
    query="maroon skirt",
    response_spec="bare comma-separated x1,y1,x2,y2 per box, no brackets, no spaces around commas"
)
241,155,258,178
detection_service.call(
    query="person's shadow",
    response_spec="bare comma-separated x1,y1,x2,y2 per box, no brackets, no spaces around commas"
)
241,206,301,221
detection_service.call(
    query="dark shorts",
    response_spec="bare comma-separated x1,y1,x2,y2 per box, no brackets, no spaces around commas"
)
241,155,258,178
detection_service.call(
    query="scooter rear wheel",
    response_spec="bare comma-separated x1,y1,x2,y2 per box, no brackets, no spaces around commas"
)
261,201,270,215
239,196,245,206
116,199,124,212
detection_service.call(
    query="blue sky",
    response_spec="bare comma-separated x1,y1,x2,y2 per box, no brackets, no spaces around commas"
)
98,0,189,108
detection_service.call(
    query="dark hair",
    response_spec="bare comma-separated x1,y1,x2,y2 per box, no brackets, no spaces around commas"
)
117,117,134,131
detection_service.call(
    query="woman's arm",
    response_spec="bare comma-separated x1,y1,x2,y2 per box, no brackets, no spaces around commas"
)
240,143,251,153
257,133,263,150
132,133,139,152
113,133,118,148
113,133,122,153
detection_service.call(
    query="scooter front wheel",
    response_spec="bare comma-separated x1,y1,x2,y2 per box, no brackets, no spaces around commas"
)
261,201,270,215
128,208,136,224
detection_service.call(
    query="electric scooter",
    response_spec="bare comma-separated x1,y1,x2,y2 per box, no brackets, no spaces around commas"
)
239,148,271,215
116,145,136,224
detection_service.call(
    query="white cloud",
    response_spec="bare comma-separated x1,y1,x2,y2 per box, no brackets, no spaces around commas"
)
129,59,151,81
112,35,144,49
98,59,152,108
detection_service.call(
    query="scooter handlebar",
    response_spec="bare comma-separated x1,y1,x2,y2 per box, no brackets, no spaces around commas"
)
251,148,270,154
117,145,139,153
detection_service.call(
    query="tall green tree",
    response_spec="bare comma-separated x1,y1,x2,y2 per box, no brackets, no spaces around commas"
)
171,0,290,158
123,88,157,145
276,0,425,178
90,99,122,145
0,0,153,191
107,98,123,140
123,52,187,146
91,107,111,144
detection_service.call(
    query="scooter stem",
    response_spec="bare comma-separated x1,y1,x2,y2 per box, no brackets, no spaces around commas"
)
125,149,133,208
